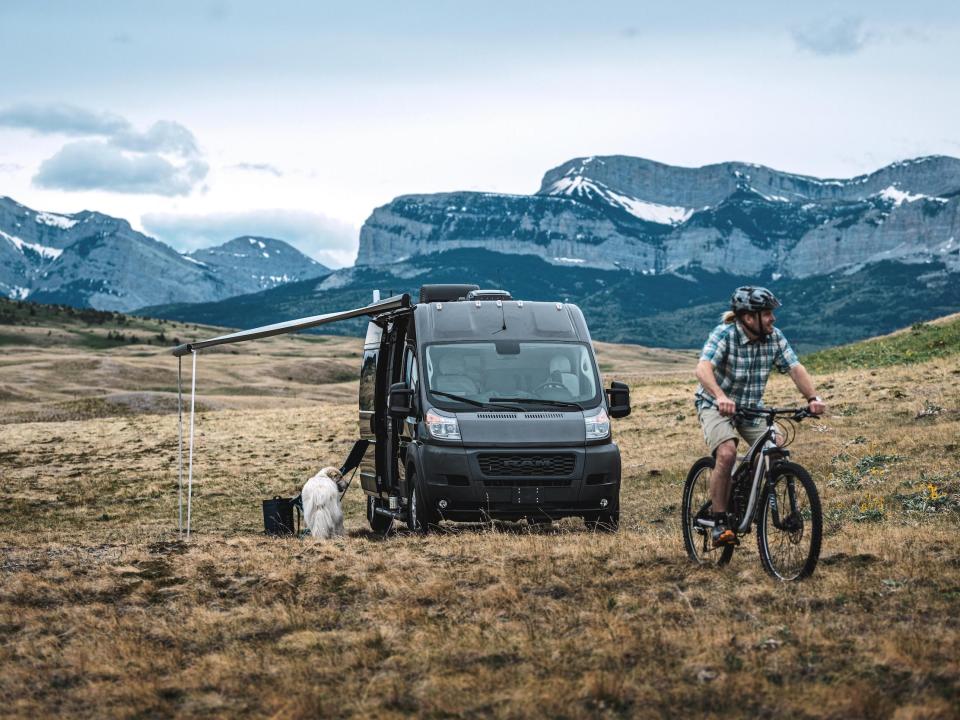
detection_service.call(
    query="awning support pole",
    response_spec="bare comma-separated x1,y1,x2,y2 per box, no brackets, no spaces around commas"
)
177,356,184,537
187,349,198,538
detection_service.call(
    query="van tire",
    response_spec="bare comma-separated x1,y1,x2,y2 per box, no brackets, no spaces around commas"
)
366,495,393,536
406,470,438,534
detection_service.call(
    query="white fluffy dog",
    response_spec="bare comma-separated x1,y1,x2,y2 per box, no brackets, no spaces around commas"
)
300,466,346,539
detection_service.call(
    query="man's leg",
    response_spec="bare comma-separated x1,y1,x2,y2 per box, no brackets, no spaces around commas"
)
697,405,740,514
710,439,737,513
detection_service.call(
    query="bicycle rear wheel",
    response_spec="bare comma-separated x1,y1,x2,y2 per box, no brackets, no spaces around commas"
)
756,462,822,580
681,457,735,567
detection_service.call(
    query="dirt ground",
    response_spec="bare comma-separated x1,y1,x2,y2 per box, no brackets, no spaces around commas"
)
1,327,958,719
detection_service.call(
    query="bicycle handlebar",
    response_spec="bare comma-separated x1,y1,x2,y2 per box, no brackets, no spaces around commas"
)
734,406,816,421
698,395,820,421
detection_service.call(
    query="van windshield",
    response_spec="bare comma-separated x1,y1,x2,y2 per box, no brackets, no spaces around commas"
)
424,342,601,411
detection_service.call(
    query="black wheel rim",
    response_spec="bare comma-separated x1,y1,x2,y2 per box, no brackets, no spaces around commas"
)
761,474,813,580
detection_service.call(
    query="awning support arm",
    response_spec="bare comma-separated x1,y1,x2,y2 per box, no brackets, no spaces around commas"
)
186,349,198,538
177,355,184,536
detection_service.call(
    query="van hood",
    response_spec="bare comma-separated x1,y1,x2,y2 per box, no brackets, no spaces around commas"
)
455,410,586,447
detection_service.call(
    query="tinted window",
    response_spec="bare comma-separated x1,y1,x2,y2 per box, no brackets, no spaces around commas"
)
359,348,377,411
423,342,600,410
404,346,418,390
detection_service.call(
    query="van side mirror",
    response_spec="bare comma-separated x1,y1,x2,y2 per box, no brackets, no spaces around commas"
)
388,382,415,417
605,381,631,418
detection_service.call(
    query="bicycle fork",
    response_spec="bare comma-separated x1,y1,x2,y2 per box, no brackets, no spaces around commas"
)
767,474,802,532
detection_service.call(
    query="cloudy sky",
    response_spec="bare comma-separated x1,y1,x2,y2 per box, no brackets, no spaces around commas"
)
1,0,958,267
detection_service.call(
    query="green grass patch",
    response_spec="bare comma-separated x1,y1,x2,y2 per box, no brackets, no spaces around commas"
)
803,317,960,372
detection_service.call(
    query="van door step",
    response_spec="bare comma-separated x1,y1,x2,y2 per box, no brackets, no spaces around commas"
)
372,505,405,521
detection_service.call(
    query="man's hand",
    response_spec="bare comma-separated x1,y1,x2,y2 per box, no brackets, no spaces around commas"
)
716,394,736,417
808,398,826,416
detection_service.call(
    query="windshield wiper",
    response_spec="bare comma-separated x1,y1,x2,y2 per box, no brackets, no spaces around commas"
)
490,397,584,411
430,390,523,412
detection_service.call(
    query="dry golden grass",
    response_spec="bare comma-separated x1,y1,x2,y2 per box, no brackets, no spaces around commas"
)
1,326,959,719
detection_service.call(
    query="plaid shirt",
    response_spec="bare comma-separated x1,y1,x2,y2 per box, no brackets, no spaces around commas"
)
695,322,800,424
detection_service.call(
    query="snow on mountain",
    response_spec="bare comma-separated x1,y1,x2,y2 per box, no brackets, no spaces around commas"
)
34,211,78,229
547,171,693,225
1,229,64,260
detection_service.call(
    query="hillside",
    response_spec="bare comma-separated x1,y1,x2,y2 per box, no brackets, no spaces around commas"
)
804,312,960,372
0,312,958,717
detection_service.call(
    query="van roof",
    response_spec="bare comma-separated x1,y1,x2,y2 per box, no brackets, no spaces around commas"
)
414,300,589,344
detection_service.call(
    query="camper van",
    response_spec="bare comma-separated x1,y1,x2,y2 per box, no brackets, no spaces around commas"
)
359,284,630,533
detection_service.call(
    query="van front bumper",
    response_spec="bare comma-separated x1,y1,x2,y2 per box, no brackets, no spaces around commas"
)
416,442,621,521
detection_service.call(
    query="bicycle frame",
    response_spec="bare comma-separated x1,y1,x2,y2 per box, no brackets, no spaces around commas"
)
696,408,796,534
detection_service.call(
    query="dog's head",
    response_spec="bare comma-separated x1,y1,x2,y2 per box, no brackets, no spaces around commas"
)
321,466,346,492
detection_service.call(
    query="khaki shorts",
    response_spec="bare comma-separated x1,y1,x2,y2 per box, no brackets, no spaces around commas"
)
697,404,768,454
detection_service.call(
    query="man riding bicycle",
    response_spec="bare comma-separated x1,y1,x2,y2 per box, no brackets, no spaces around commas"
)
694,286,826,547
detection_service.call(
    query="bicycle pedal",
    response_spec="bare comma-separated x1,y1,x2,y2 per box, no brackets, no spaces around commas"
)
712,528,740,547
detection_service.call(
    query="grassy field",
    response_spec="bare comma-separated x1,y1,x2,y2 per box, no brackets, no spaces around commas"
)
1,304,958,719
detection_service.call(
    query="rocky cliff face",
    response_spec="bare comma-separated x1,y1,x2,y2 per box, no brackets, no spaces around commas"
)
356,155,960,277
0,197,329,311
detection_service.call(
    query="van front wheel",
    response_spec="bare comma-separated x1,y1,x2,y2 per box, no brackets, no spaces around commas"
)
406,470,438,534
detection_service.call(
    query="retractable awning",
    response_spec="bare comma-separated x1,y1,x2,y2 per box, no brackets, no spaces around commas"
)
171,292,411,357
172,293,412,537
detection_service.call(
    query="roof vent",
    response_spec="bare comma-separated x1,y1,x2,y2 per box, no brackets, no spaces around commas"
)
465,289,513,302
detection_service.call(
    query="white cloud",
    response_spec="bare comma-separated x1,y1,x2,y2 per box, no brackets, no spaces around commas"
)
0,102,131,136
791,17,869,56
0,103,209,196
110,120,201,156
229,162,283,177
34,140,208,196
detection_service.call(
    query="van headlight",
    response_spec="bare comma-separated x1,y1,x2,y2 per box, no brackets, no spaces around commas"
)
426,410,461,441
584,408,610,440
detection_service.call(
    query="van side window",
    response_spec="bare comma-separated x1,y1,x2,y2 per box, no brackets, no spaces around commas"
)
359,348,377,411
404,346,418,390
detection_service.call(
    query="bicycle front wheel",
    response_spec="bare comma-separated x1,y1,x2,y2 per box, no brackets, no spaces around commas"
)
756,462,822,581
681,457,735,567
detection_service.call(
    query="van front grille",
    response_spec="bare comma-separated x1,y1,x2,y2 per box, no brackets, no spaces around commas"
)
478,453,576,477
482,477,572,487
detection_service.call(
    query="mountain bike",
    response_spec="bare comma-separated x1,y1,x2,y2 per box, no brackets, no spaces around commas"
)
681,406,822,580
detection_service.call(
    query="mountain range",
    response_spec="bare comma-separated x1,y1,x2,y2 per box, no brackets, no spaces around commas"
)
0,196,330,312
358,155,960,277
5,154,960,350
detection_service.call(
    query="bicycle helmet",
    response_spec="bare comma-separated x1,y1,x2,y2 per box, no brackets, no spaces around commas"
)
730,286,781,314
